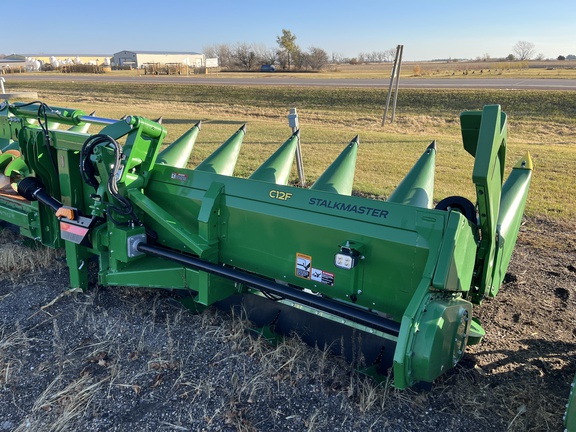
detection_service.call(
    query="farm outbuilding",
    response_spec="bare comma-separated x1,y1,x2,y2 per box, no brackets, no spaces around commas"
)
112,51,205,69
0,54,26,73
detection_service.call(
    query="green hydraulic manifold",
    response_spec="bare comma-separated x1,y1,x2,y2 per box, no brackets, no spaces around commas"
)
0,99,533,390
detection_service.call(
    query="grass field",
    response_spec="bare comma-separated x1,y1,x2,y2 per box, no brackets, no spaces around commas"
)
329,60,576,79
8,79,576,220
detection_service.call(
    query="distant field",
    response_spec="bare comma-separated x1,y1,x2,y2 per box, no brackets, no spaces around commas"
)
329,60,576,79
151,59,576,79
7,79,576,220
6,59,575,80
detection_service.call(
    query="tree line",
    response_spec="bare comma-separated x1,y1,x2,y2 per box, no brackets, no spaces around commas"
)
203,33,574,71
203,29,397,71
485,41,574,62
203,29,331,71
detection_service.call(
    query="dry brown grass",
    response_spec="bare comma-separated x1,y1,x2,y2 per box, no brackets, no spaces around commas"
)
0,228,63,281
0,220,572,430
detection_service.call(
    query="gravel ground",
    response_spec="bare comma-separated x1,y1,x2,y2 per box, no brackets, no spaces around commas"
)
0,216,574,431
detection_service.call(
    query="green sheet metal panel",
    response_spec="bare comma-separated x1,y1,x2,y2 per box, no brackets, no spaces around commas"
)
144,165,457,321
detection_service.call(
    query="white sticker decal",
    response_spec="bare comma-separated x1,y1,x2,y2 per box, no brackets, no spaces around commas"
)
295,253,311,279
311,268,335,286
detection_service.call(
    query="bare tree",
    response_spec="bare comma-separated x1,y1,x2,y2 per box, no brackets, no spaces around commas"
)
292,50,307,70
232,43,255,70
306,47,329,70
330,52,344,64
206,43,275,70
375,51,387,62
513,41,536,60
202,45,218,58
356,48,397,63
203,44,234,69
258,46,277,66
384,47,397,62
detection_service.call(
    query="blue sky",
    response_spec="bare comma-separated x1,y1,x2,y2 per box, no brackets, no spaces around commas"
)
2,0,574,60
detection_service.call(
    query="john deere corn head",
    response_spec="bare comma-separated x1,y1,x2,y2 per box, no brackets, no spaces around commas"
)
0,100,532,389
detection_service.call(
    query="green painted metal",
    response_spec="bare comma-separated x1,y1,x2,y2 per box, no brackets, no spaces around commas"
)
67,110,96,134
467,317,485,345
432,210,477,292
249,130,299,184
394,291,472,386
118,116,167,187
4,157,29,178
566,373,576,431
387,141,436,208
157,121,201,168
8,102,86,125
489,153,533,297
0,100,533,391
460,105,508,303
67,122,91,134
310,136,358,195
195,124,246,175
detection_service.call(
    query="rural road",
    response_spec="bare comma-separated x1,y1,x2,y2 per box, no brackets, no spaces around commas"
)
5,73,576,90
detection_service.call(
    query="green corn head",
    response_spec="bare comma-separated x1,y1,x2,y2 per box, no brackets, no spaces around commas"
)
0,100,532,389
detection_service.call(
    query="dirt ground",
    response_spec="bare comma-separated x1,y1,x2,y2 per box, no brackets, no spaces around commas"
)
0,215,574,432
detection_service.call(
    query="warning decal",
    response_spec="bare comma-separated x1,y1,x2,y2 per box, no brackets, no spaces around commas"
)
295,253,312,279
311,268,335,286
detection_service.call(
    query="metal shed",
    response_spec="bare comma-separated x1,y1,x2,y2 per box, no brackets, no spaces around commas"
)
112,50,205,69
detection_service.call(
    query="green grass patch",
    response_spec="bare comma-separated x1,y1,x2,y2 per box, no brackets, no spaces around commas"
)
10,81,576,120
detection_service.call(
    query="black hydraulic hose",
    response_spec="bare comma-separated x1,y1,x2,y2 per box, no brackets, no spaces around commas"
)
137,242,401,337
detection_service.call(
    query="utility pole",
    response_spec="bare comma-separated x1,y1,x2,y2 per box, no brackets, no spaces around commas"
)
381,44,404,126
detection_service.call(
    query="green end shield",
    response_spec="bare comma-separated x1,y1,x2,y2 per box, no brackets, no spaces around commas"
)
393,291,472,389
489,153,533,296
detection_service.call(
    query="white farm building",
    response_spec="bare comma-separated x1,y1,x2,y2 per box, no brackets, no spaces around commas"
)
112,50,205,69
